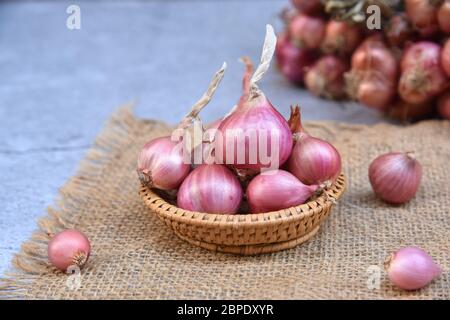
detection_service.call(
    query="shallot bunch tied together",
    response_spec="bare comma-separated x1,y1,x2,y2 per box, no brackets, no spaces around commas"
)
275,0,450,122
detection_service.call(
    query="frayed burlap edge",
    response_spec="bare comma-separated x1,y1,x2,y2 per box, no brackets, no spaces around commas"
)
0,104,166,299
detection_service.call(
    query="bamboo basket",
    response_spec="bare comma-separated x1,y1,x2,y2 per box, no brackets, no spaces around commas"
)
139,174,346,255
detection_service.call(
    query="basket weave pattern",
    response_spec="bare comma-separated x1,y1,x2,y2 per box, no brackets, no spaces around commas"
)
140,174,346,254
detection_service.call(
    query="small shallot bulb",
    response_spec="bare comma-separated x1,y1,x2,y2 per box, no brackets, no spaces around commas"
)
399,42,447,105
177,164,243,214
137,137,191,190
385,247,442,290
369,152,422,204
289,14,326,49
48,229,91,272
216,25,293,172
247,170,318,213
137,63,226,190
287,106,342,185
345,37,398,111
304,55,348,100
321,20,362,56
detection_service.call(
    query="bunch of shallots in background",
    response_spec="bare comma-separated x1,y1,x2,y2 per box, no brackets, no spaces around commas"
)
276,0,450,122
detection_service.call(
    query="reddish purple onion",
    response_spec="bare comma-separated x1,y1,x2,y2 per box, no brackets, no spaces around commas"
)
247,170,318,213
304,55,348,100
48,229,91,272
369,152,422,204
177,164,243,214
287,106,342,185
289,14,326,49
346,36,398,111
137,137,190,190
386,247,442,290
321,20,362,55
399,41,448,105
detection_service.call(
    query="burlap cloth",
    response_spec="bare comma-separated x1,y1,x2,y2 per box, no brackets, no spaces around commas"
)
1,106,449,300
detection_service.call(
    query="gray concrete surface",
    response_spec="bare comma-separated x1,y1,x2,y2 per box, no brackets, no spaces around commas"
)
0,0,385,275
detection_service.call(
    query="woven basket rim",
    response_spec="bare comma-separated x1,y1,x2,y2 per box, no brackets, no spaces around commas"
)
139,174,346,228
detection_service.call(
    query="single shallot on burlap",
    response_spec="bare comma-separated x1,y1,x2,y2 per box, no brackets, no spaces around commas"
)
0,106,448,299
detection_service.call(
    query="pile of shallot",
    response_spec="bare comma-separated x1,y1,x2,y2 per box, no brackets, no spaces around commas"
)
137,25,342,215
276,0,450,122
43,25,443,294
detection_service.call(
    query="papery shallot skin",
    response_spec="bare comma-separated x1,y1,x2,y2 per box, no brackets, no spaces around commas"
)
321,21,362,55
287,106,342,186
386,247,442,290
247,170,318,214
304,55,348,100
346,37,398,110
399,41,448,104
217,26,294,173
288,135,342,185
289,14,326,49
369,152,422,204
177,164,243,214
48,229,91,272
137,136,190,190
216,96,293,171
352,37,398,80
136,63,226,190
401,41,443,71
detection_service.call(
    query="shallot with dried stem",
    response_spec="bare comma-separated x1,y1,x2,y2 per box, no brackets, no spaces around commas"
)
137,63,226,190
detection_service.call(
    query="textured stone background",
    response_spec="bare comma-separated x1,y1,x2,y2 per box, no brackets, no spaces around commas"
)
0,0,385,274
